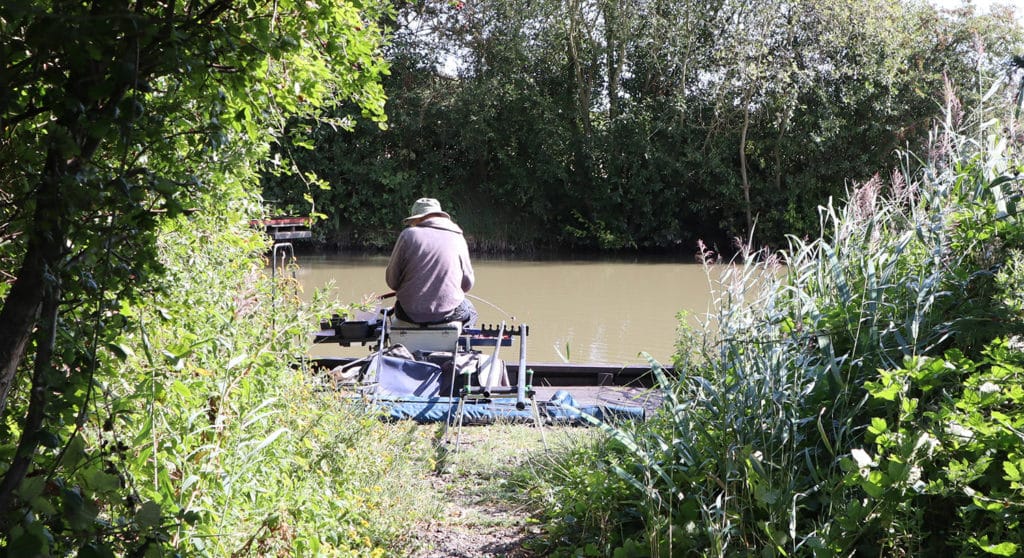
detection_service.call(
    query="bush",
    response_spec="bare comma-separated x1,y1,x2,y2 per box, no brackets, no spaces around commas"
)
1,188,438,556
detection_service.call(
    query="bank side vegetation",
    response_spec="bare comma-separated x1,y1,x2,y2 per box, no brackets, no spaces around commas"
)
518,81,1024,556
0,1,443,555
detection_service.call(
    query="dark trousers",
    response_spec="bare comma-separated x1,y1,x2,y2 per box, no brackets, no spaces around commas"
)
394,298,478,327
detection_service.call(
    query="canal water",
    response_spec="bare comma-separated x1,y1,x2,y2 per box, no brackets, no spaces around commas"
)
295,253,716,365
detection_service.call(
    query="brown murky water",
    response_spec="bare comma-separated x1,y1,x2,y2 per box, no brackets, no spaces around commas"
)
294,253,715,365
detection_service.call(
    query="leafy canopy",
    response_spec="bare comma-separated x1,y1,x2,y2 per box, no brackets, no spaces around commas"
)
0,0,392,553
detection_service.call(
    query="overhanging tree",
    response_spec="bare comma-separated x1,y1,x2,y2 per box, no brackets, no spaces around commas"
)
0,0,389,545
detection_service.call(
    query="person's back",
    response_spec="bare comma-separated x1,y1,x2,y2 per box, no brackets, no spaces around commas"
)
385,198,477,326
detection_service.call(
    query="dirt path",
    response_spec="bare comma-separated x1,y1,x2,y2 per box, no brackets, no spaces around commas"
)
411,471,539,557
405,427,549,557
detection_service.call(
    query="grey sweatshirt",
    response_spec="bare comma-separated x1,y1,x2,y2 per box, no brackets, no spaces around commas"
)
385,217,475,323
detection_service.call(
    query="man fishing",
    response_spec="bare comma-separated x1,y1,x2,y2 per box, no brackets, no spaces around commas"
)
385,197,478,327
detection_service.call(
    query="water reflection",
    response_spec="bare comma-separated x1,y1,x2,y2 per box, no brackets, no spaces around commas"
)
294,253,714,364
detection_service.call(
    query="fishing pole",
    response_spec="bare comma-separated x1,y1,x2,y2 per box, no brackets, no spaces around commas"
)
466,293,516,321
377,291,516,320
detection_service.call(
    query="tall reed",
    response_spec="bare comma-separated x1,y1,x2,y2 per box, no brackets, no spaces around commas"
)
524,82,1024,556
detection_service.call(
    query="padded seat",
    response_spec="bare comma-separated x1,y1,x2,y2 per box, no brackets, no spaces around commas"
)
388,318,463,354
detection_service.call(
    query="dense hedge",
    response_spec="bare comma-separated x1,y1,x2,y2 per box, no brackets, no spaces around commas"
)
263,0,1024,255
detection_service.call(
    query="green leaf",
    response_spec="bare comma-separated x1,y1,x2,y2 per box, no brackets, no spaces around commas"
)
5,528,48,557
29,496,57,516
251,427,289,454
226,353,248,370
868,417,888,437
63,487,99,530
162,350,184,369
975,540,1018,556
83,468,121,493
78,543,117,558
17,476,46,501
1004,461,1022,482
170,379,192,398
108,342,135,360
859,478,884,498
36,430,61,448
134,500,163,529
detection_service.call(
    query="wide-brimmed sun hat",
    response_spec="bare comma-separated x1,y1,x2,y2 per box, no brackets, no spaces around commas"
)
403,197,451,224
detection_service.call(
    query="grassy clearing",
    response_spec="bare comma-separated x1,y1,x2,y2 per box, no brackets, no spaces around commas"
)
436,423,594,487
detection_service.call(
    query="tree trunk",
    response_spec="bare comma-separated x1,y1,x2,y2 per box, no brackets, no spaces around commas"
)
0,159,65,526
774,102,793,195
739,92,753,239
603,0,624,122
0,278,60,523
0,65,109,413
0,171,63,417
566,0,592,137
0,250,46,418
